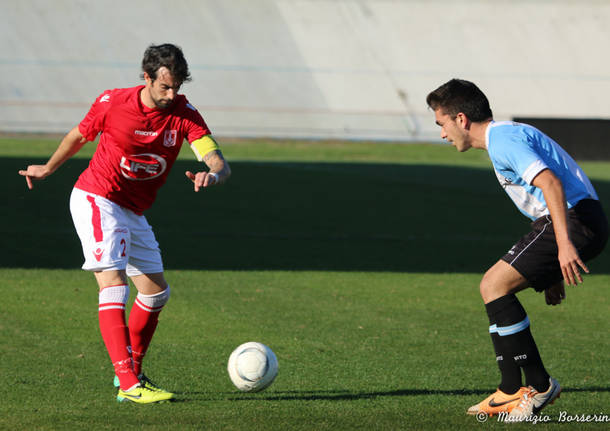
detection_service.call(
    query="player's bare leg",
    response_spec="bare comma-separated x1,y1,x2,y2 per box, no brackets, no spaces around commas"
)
479,260,529,304
131,272,167,295
94,269,129,289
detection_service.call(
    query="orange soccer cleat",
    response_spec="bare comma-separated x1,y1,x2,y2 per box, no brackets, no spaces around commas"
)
467,387,530,417
507,377,561,421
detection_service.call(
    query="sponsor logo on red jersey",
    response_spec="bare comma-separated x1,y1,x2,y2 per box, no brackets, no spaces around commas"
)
134,130,159,137
119,153,167,180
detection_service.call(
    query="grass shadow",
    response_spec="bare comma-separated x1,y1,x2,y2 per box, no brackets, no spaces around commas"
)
5,158,610,273
175,386,610,402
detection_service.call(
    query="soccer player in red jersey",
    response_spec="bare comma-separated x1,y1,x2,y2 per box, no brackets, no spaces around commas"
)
19,44,231,404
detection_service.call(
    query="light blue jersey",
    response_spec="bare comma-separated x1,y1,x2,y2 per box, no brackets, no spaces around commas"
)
485,121,598,221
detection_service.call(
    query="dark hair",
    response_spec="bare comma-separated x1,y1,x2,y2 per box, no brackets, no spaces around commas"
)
426,79,492,122
141,43,191,84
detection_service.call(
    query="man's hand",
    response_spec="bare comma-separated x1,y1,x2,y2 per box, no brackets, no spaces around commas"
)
531,169,589,286
185,170,217,192
18,126,88,190
18,165,52,190
185,149,230,192
545,281,566,306
558,240,589,286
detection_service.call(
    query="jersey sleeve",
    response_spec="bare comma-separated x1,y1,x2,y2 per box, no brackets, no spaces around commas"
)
78,90,113,141
489,133,548,185
182,100,211,143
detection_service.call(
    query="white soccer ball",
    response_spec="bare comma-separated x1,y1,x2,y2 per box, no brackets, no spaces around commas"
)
227,342,278,392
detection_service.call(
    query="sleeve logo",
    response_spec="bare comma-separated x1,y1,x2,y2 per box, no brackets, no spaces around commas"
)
119,153,167,180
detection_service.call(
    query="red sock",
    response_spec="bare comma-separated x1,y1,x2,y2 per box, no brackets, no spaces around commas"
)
128,287,170,376
99,284,140,391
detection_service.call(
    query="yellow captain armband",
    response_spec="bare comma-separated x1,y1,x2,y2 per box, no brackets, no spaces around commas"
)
190,135,220,161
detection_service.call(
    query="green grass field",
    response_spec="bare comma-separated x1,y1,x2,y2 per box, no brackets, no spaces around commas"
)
2,137,609,430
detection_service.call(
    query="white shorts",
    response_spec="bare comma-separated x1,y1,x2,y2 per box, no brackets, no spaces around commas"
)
69,188,164,276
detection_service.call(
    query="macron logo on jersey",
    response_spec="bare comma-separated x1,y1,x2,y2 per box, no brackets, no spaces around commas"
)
134,130,159,137
100,94,110,103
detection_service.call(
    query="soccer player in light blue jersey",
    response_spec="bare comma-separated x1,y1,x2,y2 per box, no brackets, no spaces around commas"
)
427,79,608,421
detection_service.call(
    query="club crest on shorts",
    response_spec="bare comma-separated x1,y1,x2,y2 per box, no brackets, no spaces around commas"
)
164,130,177,147
93,247,104,262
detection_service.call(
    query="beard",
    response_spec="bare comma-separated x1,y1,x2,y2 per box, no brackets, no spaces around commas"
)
153,97,173,109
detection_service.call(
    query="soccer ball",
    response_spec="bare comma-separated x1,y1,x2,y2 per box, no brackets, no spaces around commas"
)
227,342,278,392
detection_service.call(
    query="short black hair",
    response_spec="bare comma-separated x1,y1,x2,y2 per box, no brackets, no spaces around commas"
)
426,79,493,122
141,43,191,84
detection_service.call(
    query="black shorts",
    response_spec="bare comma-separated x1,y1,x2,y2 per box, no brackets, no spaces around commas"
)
501,199,608,291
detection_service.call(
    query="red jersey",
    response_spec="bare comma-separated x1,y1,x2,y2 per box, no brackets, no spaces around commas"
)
75,85,210,214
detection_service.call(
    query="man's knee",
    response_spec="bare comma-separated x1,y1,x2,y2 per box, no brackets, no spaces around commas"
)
479,271,500,303
95,269,128,290
479,261,528,304
131,272,168,295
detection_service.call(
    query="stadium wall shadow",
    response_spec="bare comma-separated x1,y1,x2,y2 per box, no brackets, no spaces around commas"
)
6,158,610,274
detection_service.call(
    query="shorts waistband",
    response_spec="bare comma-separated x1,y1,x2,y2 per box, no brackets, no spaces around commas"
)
531,199,603,227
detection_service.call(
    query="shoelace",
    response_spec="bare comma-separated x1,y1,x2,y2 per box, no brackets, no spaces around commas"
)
516,388,538,410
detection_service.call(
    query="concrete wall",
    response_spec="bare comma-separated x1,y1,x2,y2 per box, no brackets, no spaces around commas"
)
514,118,610,160
1,0,609,141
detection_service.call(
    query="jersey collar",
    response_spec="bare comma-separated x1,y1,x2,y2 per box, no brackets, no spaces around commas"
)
484,120,495,150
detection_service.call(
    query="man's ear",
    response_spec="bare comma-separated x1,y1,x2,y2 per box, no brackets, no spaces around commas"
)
143,72,152,85
456,112,470,130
